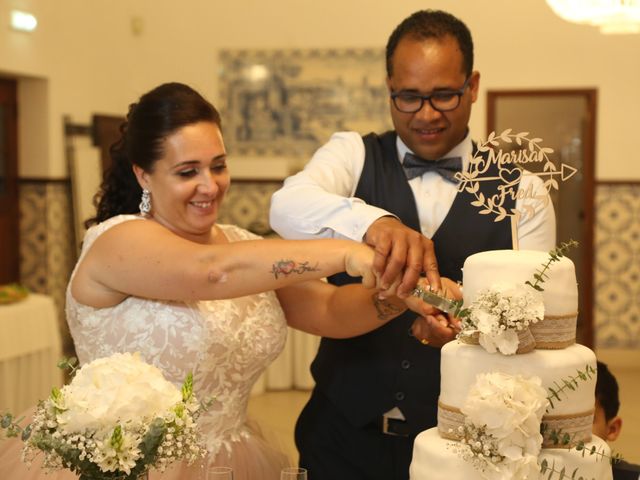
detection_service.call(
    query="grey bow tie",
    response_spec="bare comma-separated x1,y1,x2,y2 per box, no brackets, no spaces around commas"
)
403,152,462,183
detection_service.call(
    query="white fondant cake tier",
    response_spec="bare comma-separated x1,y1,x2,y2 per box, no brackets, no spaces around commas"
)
410,428,613,480
462,249,578,317
440,341,596,417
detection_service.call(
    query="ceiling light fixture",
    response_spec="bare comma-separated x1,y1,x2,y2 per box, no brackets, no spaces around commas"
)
546,0,640,34
10,10,38,32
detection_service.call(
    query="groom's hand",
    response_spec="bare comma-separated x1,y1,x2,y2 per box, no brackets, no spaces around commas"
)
411,314,460,348
364,217,440,298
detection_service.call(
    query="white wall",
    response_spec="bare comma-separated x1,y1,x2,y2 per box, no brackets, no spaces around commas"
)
1,0,639,179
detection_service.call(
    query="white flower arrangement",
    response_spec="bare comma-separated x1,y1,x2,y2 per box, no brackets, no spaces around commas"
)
452,372,549,480
2,352,205,479
459,283,544,355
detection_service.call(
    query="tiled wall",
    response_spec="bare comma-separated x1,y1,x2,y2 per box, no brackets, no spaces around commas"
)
19,181,76,357
594,183,640,349
216,180,283,237
18,180,640,355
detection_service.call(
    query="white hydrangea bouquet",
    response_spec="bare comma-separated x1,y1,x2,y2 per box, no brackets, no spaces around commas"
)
1,352,205,479
451,372,549,480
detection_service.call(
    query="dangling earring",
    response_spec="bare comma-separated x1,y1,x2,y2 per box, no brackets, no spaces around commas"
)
139,188,151,215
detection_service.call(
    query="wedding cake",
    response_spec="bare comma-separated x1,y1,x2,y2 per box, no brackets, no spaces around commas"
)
409,249,613,480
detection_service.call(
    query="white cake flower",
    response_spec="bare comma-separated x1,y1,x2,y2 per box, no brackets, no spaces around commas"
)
455,372,549,479
462,283,544,355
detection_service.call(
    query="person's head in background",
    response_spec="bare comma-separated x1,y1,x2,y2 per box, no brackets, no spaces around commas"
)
594,360,623,442
385,9,480,161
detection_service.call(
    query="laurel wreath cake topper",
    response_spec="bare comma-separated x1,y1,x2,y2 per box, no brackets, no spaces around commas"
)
454,129,578,224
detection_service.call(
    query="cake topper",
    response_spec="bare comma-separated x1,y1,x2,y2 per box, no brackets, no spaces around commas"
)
454,129,577,250
412,130,579,315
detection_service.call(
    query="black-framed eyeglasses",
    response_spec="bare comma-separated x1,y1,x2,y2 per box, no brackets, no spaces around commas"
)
390,76,471,114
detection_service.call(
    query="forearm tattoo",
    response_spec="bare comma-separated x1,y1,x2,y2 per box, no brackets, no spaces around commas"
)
372,293,405,320
270,259,320,279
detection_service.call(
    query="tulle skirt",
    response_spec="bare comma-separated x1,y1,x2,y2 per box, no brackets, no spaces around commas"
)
0,411,290,480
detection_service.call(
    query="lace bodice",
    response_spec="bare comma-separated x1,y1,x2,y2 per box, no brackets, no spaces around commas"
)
65,215,288,456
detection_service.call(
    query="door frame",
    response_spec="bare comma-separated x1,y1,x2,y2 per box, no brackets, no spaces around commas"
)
0,77,19,284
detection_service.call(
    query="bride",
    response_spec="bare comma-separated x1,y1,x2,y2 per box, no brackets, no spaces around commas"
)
0,82,439,479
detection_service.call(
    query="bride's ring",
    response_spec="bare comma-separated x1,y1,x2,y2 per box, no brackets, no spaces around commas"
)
420,338,430,345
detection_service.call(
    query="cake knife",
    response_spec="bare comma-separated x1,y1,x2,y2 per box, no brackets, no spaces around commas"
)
411,286,459,316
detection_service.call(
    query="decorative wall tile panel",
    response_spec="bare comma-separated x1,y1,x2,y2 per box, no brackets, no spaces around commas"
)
19,183,48,291
219,49,391,157
19,181,76,357
46,184,75,337
594,184,640,349
217,180,283,236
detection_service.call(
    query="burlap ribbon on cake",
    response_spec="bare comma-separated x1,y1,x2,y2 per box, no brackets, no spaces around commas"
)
460,312,578,352
460,328,537,354
529,313,578,349
437,401,594,448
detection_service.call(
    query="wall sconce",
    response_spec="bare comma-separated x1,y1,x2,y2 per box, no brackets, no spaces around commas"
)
10,10,38,32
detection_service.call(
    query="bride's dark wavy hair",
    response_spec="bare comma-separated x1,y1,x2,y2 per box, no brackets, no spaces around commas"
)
85,82,222,228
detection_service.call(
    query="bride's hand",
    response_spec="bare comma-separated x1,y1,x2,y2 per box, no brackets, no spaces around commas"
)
344,242,378,289
344,242,405,292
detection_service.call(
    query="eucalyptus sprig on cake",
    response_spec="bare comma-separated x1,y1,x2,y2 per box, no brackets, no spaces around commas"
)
546,364,596,410
539,458,597,480
540,422,619,462
539,443,621,480
525,240,578,292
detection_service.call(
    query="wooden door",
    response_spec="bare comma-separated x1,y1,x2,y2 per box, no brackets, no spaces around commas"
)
487,89,597,348
92,114,125,174
0,78,19,284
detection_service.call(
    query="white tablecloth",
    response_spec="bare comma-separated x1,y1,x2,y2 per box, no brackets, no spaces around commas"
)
0,294,64,414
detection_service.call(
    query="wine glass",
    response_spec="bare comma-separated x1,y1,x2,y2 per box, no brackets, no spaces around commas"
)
207,466,234,480
280,467,308,480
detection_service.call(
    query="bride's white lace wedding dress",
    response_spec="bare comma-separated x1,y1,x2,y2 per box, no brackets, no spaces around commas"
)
0,215,290,479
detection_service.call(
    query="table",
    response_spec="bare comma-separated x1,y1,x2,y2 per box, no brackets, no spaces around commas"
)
0,293,63,414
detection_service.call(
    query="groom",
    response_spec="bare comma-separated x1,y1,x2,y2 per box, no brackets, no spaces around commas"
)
270,9,556,479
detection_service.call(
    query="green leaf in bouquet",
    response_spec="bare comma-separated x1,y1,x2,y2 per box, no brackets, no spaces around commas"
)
51,386,63,402
57,356,79,375
1,413,13,429
138,417,167,465
111,425,125,450
0,412,28,439
181,372,194,402
21,423,32,441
